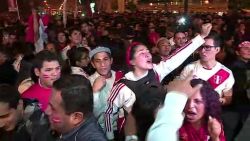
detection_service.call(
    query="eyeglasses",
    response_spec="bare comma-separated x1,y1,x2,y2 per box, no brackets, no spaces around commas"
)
199,45,217,51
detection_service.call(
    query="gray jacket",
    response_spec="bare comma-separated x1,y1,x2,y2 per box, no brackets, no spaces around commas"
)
58,115,107,141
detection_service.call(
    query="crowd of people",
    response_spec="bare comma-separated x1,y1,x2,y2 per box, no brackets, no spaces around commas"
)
0,4,250,141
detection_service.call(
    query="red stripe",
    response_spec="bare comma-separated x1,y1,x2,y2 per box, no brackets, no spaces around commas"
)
114,71,124,84
108,83,125,102
105,103,114,131
106,83,124,115
108,83,123,101
163,41,193,61
207,69,230,89
105,83,125,132
106,114,111,131
118,117,126,133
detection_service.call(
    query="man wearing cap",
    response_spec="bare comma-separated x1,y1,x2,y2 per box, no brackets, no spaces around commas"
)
88,47,123,133
180,34,235,105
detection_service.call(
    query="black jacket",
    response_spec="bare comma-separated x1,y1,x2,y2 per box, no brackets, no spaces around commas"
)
0,99,55,141
58,115,107,141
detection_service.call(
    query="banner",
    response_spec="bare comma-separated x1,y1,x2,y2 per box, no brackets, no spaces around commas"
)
8,0,18,11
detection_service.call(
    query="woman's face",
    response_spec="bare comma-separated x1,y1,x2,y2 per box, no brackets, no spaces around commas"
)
184,90,205,124
131,45,153,71
76,52,90,67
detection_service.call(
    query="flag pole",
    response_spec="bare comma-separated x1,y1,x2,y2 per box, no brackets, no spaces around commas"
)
15,0,20,20
74,0,78,19
63,0,67,28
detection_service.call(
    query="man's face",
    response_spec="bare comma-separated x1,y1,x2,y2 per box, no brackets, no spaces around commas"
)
174,32,187,48
9,34,17,44
45,89,72,134
69,30,82,45
0,102,19,131
91,52,113,77
0,52,7,65
81,23,89,33
198,38,220,62
46,43,56,53
158,40,171,57
57,32,66,44
237,46,250,61
35,61,61,88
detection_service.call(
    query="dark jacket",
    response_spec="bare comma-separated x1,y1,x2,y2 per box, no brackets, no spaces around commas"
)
0,99,55,141
58,115,107,141
229,59,250,107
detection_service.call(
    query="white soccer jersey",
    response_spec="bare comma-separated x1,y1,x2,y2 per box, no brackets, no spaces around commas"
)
104,35,205,140
180,60,235,96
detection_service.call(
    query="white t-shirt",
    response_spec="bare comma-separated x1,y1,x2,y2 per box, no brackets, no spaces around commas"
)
180,60,235,96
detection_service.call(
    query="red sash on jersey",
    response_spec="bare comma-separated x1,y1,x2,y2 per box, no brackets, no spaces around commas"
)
113,71,126,133
114,71,124,85
207,69,230,89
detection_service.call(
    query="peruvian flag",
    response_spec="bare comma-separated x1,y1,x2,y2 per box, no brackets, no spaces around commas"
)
8,0,18,12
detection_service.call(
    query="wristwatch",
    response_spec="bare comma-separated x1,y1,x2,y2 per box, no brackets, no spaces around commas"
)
125,135,138,141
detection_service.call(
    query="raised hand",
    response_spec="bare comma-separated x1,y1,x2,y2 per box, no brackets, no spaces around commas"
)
200,23,212,38
208,116,222,141
166,72,201,98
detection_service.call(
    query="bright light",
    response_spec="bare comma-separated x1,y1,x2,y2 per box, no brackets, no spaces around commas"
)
204,0,209,4
90,3,95,13
173,10,178,13
218,12,223,16
149,3,153,6
178,17,186,25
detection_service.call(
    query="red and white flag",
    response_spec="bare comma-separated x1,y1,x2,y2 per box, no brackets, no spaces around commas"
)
8,0,18,12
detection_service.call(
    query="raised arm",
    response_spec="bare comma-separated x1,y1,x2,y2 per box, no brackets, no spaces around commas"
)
154,24,212,81
147,76,202,141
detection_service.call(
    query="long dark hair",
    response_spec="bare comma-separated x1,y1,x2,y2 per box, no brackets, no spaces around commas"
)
190,79,222,122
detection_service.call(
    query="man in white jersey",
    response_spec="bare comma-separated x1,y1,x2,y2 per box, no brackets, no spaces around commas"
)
180,34,235,105
88,47,123,131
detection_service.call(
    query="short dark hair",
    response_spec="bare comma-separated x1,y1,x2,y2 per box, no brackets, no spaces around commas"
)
53,74,93,116
205,33,221,47
0,84,20,109
32,50,60,70
31,50,60,82
132,84,166,141
68,26,81,36
190,79,221,121
174,30,186,39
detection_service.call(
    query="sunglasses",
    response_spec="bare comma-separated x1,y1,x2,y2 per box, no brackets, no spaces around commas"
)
199,45,217,51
